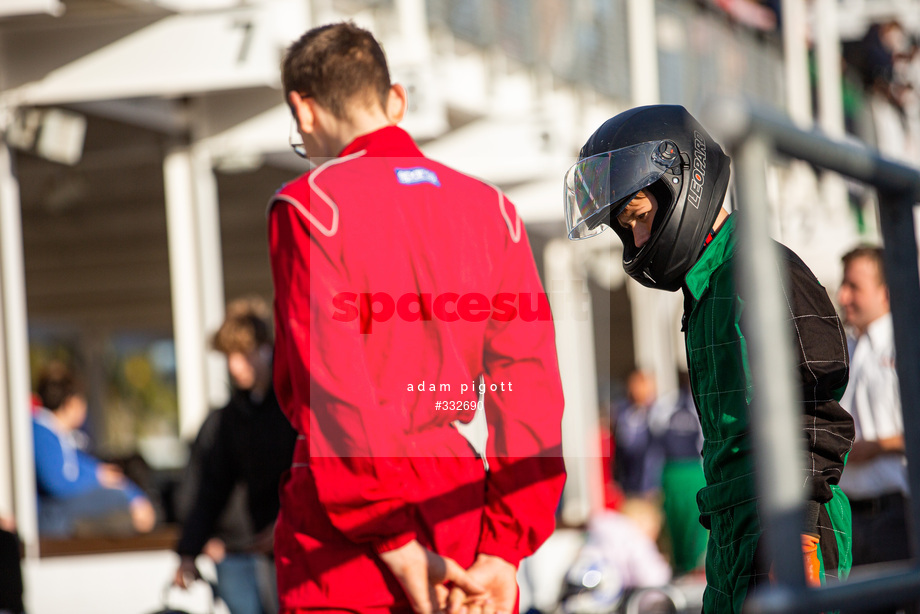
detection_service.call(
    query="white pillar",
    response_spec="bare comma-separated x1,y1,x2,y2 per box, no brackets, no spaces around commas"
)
311,0,336,25
627,0,660,106
191,145,228,411
0,141,38,553
811,0,850,256
164,148,209,440
782,0,813,127
627,281,680,397
814,0,844,138
0,228,10,524
545,239,604,525
395,0,430,52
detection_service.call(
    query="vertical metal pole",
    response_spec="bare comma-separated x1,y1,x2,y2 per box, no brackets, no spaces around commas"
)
735,134,807,591
0,142,37,554
876,189,920,586
164,147,209,440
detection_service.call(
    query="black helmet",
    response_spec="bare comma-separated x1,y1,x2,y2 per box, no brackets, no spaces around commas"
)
564,105,730,292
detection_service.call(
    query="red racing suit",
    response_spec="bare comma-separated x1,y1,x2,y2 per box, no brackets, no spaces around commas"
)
267,125,566,611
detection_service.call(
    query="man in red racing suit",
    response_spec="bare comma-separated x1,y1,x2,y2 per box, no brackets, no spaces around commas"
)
268,22,566,613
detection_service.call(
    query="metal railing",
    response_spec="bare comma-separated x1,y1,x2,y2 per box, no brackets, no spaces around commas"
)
705,98,920,613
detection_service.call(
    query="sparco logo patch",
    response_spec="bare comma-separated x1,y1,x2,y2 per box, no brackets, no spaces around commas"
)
687,131,706,209
395,167,441,187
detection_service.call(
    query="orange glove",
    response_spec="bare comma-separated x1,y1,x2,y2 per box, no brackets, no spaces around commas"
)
802,534,821,587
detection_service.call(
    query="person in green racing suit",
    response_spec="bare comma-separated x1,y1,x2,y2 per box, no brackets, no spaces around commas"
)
564,105,855,613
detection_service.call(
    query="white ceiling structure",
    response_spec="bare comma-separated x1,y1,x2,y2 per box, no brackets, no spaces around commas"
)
1,0,584,223
0,0,64,18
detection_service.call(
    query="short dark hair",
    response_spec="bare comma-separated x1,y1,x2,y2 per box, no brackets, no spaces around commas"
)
212,296,272,355
37,361,80,412
282,22,391,120
842,244,886,286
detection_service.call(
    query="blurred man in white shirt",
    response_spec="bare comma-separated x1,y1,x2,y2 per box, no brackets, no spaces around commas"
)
837,245,909,579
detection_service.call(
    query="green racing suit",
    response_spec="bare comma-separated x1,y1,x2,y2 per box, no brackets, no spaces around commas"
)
681,213,855,613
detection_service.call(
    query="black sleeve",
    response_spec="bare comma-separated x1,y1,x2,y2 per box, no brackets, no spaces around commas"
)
778,244,855,505
173,409,222,525
245,392,297,532
176,407,240,557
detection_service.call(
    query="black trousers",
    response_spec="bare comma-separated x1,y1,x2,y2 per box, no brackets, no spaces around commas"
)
849,491,913,614
851,491,911,565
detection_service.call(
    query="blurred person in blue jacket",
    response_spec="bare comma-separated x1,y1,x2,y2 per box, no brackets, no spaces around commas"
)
32,361,156,537
612,370,665,497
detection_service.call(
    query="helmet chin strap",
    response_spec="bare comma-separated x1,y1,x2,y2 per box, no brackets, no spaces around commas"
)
699,206,731,256
695,228,717,262
704,229,716,248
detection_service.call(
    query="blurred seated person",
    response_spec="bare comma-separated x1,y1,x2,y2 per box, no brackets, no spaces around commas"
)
32,361,156,537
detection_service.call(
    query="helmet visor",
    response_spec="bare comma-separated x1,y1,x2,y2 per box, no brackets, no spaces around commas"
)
564,140,680,240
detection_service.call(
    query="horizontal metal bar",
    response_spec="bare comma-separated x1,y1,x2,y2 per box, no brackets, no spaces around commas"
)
746,562,920,614
705,98,920,198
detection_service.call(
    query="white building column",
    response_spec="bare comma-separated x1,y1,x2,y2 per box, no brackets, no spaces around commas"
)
627,0,660,106
0,227,10,524
545,239,604,526
191,144,227,411
782,0,813,127
812,0,850,232
395,0,428,48
628,281,680,398
164,148,210,440
165,141,230,438
814,0,844,138
0,140,38,553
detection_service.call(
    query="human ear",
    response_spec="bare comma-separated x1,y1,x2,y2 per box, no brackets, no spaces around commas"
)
288,91,315,135
386,83,408,124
